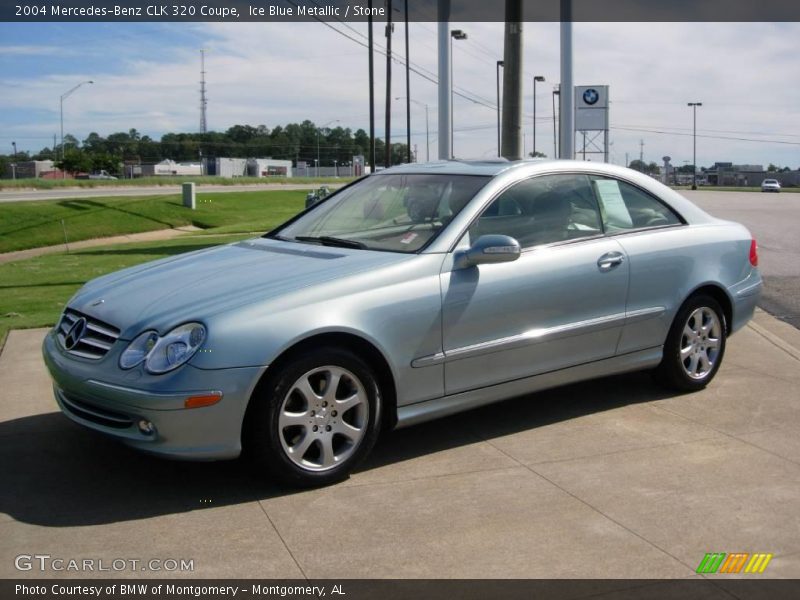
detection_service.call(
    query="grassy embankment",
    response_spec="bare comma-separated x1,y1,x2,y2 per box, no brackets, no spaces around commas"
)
0,176,353,190
0,190,306,253
0,189,308,346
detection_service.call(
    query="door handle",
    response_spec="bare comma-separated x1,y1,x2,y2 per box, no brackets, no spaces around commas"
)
597,252,625,271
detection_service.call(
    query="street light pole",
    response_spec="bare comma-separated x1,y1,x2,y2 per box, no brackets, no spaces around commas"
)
688,102,702,190
552,86,560,158
59,80,93,178
60,83,94,154
450,29,467,158
11,141,17,180
533,75,545,157
496,61,504,157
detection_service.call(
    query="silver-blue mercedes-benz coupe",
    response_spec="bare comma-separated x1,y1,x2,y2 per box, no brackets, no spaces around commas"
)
43,160,762,486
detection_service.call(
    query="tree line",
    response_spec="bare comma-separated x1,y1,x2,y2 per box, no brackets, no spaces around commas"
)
1,121,411,177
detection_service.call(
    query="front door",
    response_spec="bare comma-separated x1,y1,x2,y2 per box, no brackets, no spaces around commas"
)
440,173,630,395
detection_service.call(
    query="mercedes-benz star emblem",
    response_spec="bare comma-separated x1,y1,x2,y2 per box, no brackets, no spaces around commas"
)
583,88,599,105
64,317,88,350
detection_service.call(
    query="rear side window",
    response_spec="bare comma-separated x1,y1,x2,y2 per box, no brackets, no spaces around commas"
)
590,177,682,232
468,174,604,249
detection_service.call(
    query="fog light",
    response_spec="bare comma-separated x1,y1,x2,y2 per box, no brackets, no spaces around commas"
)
138,419,156,436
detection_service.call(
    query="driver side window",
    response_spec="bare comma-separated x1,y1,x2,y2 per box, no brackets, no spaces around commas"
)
467,174,603,249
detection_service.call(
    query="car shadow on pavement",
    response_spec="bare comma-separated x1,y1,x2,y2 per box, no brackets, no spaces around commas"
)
0,371,677,527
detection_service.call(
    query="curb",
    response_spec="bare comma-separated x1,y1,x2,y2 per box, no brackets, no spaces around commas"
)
747,319,800,362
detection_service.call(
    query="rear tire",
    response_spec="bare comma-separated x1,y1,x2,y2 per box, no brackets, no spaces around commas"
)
245,347,382,487
654,294,726,392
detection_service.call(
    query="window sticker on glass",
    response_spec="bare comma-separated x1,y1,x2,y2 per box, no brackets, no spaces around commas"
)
594,180,633,229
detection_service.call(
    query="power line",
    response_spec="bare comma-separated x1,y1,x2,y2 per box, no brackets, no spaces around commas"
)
611,125,800,146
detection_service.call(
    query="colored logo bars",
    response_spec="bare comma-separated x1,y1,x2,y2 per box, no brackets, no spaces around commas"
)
696,553,773,574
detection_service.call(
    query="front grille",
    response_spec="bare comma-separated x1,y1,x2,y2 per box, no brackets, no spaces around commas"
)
60,391,133,429
56,309,121,360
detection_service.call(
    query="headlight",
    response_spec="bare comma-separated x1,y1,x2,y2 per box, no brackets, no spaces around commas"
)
119,330,159,369
119,323,206,374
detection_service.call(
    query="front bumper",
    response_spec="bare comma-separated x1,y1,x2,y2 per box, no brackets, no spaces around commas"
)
43,331,266,460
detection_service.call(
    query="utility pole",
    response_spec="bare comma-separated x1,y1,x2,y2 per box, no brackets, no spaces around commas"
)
500,0,523,160
639,139,644,162
367,2,376,171
404,0,411,163
533,75,544,157
559,0,574,159
437,0,451,160
496,60,503,156
384,0,393,168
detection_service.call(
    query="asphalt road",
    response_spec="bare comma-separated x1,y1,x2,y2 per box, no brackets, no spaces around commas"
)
684,190,800,329
0,182,339,203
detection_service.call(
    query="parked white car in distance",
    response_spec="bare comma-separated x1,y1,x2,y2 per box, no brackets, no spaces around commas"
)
761,179,781,193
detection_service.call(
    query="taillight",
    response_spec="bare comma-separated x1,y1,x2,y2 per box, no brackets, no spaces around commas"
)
749,239,759,267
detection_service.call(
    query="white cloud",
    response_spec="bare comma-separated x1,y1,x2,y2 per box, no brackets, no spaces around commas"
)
0,45,69,56
1,21,799,168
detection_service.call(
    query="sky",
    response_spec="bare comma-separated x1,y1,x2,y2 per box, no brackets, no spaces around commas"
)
1,20,799,169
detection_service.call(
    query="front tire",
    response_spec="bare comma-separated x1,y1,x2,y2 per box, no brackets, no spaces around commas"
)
245,347,382,487
654,295,726,392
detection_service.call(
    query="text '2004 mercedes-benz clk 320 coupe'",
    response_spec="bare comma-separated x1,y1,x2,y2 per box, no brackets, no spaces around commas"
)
43,160,762,486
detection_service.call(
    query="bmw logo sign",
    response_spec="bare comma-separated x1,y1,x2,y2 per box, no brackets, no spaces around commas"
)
583,88,599,105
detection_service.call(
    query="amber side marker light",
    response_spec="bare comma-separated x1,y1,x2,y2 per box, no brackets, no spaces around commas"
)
184,393,223,409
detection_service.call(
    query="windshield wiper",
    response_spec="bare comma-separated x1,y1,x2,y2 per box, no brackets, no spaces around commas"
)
293,235,367,249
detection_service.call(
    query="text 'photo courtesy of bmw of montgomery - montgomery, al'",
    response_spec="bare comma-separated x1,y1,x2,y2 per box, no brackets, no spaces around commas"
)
43,159,762,486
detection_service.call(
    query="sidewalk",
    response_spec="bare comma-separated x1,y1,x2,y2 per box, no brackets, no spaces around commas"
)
1,313,799,579
0,225,202,265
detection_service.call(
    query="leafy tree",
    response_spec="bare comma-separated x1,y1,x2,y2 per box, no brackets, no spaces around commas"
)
91,153,121,175
32,147,56,161
628,159,647,172
57,148,93,174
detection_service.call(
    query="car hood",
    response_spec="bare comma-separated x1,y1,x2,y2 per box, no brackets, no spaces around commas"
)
69,237,414,338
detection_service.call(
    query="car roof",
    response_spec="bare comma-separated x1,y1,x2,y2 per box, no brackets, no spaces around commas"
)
375,159,552,177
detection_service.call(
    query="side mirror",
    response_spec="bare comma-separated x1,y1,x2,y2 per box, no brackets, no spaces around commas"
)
455,234,521,269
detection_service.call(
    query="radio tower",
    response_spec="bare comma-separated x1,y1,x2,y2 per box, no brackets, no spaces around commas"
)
199,49,208,133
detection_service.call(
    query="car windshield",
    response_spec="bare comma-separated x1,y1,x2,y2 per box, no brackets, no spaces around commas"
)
270,174,490,253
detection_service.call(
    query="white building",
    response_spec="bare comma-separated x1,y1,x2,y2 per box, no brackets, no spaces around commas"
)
142,160,203,177
246,158,292,178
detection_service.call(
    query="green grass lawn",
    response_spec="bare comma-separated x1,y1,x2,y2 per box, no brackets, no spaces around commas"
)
0,190,306,253
0,234,251,349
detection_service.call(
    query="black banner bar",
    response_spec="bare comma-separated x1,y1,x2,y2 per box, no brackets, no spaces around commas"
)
3,0,800,22
4,579,800,600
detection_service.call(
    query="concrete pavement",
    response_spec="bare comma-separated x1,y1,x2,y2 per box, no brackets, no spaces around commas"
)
1,309,799,579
